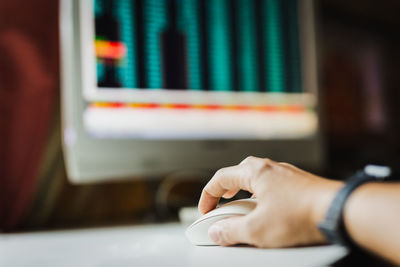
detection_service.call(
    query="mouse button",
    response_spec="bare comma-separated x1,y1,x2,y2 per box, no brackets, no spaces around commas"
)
193,208,221,223
196,199,256,222
188,212,227,232
217,200,257,214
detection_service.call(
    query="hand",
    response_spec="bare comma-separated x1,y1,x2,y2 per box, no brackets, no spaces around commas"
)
198,156,343,247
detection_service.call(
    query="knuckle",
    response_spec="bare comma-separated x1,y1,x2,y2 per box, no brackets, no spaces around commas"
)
240,156,253,165
275,162,296,176
214,168,225,179
241,155,262,165
259,159,274,171
246,155,257,161
261,157,272,164
252,159,274,180
278,162,294,169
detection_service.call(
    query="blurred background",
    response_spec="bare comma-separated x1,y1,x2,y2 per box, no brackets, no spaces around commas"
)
1,0,400,232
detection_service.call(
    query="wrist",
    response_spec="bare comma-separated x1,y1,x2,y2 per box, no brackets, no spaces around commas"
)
309,178,344,241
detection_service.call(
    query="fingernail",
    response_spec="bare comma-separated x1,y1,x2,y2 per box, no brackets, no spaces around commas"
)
209,225,222,244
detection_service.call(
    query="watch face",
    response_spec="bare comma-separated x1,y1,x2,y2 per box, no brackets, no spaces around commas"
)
363,165,391,179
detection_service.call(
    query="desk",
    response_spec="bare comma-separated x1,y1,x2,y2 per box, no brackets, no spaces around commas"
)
0,223,348,267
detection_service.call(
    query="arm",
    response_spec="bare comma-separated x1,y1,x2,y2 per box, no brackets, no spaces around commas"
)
198,157,400,265
343,182,400,264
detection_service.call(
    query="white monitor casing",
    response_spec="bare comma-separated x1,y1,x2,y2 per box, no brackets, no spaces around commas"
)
60,0,323,183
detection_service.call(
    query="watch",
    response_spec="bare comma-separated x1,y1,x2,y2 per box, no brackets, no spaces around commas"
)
318,165,392,247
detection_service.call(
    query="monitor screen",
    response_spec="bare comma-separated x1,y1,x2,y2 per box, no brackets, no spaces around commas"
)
81,0,317,139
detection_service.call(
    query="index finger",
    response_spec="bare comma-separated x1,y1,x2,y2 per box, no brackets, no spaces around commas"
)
198,165,254,214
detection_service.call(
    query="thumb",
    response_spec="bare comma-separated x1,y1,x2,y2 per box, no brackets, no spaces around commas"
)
208,216,249,246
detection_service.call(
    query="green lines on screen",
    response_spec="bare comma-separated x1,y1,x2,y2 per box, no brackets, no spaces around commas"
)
96,60,105,82
287,0,302,92
177,0,203,90
115,0,137,88
95,0,105,83
207,0,233,92
94,0,103,16
264,0,284,92
93,0,302,92
236,0,258,92
143,0,167,89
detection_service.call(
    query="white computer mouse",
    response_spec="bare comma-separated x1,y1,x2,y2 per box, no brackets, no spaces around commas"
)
185,198,257,246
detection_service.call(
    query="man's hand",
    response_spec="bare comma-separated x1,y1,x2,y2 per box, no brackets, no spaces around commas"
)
198,156,343,247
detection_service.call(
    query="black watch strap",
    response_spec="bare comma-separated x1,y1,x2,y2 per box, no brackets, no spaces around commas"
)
318,165,391,247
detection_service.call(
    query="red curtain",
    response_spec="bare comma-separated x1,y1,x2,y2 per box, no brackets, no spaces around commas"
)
0,0,59,230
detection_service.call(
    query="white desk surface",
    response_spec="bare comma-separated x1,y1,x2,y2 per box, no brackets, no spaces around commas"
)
0,223,347,267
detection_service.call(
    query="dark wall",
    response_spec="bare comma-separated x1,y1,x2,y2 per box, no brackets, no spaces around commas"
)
317,0,400,178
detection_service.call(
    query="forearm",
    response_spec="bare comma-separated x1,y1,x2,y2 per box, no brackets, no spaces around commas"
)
344,183,400,265
310,180,400,264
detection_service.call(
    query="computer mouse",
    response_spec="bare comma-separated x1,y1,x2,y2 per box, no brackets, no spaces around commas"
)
185,198,257,246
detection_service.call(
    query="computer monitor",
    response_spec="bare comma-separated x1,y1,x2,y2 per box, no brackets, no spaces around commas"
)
60,0,322,183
